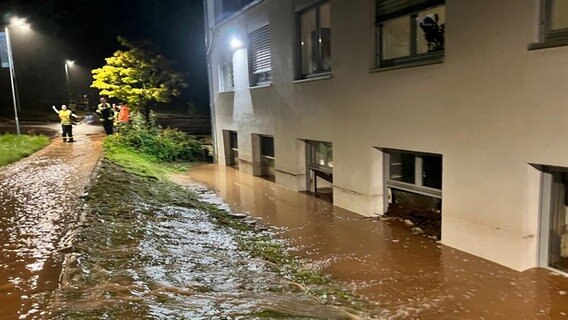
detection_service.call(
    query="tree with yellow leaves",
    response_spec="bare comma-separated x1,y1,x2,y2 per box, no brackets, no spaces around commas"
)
91,37,187,124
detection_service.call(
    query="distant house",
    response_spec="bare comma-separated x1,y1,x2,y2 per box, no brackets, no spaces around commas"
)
203,0,568,274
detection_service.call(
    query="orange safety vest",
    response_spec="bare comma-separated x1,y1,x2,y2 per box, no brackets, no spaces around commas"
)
118,106,130,123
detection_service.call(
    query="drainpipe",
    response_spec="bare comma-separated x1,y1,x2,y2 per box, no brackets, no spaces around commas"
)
204,0,218,163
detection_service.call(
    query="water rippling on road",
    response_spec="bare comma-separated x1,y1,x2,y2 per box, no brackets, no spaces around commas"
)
0,130,103,320
51,162,383,319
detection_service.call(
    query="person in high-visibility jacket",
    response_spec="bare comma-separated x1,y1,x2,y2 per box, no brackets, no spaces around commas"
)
96,97,114,135
52,104,79,143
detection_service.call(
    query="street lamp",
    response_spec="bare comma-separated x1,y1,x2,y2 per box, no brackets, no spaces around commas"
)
65,60,75,106
5,16,30,136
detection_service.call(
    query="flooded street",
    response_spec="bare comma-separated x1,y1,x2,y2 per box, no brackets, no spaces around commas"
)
174,164,568,320
52,162,382,319
0,124,103,320
2,124,383,319
2,127,568,320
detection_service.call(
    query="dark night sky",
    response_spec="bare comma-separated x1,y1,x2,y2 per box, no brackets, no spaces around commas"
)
0,0,209,116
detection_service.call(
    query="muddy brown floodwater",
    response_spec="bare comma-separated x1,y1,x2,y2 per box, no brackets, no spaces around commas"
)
173,164,568,320
51,161,385,319
0,124,103,320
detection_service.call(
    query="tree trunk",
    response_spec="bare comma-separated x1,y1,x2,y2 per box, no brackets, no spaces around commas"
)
143,105,151,125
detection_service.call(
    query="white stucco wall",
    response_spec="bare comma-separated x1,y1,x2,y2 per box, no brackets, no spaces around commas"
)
206,0,568,271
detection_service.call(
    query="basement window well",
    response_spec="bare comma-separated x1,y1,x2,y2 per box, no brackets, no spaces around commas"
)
223,130,239,168
539,167,568,274
253,134,275,181
306,141,333,203
383,149,442,238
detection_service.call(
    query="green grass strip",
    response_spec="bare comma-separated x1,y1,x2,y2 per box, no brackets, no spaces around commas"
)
0,134,50,167
103,136,189,180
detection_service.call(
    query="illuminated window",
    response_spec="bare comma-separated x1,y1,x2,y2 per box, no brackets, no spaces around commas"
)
376,0,445,67
308,141,333,170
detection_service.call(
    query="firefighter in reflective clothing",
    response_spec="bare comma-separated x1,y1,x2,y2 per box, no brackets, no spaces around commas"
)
52,104,79,143
96,97,114,135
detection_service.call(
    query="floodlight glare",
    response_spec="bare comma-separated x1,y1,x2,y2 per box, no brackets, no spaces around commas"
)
9,17,30,29
66,60,75,66
230,37,243,50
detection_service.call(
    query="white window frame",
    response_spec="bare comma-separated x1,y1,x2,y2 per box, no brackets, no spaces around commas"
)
384,150,442,204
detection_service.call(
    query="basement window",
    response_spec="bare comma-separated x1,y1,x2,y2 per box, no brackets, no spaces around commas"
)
544,0,568,43
539,167,568,274
387,150,442,193
384,149,443,238
306,140,333,202
260,136,275,180
223,130,239,168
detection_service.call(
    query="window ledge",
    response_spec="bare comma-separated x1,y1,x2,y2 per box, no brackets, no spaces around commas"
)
528,39,568,51
387,181,442,199
369,59,444,73
249,83,272,90
293,74,332,84
218,90,235,94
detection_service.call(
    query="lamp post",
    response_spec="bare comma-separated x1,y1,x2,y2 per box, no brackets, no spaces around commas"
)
5,17,30,136
65,60,74,106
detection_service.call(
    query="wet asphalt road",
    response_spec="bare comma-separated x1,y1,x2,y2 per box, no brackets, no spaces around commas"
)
0,124,104,320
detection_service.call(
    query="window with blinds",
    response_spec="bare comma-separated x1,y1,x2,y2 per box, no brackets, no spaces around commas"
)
249,25,272,86
375,0,445,68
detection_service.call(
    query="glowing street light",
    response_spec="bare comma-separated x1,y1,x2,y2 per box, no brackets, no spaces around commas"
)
9,17,30,29
65,60,75,105
4,16,31,136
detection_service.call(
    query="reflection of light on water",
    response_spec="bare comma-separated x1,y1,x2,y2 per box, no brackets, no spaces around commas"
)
0,130,104,319
7,160,73,275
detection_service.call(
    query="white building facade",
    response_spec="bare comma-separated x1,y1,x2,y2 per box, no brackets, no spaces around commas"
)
204,0,568,273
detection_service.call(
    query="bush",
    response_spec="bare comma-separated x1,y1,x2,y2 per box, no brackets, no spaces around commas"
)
109,111,204,162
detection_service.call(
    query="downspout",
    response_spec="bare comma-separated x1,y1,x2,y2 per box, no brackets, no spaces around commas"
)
204,0,218,163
